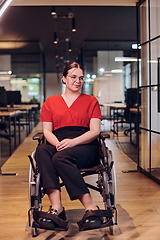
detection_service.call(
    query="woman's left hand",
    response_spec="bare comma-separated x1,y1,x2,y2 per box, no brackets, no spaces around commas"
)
56,139,75,151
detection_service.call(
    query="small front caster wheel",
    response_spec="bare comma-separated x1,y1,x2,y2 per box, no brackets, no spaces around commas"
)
32,227,38,237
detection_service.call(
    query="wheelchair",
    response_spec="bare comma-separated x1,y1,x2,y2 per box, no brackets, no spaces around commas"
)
28,132,117,237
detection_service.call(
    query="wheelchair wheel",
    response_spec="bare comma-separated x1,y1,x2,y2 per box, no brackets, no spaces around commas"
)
28,152,36,208
28,152,43,237
107,148,117,235
106,149,116,205
101,147,117,235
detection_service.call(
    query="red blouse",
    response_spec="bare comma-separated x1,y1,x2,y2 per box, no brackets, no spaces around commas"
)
40,93,102,130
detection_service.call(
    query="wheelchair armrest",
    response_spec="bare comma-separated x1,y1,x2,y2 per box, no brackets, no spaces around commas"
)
32,132,110,143
32,132,44,141
100,132,110,139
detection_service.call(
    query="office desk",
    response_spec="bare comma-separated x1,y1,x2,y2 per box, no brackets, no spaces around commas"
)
0,110,20,155
109,103,126,135
0,104,38,136
12,105,32,136
14,104,39,130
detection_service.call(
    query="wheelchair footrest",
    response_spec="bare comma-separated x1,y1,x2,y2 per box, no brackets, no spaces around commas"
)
33,210,68,231
77,208,113,231
32,219,55,230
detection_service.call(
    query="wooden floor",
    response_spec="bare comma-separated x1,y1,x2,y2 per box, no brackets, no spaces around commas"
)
1,122,160,239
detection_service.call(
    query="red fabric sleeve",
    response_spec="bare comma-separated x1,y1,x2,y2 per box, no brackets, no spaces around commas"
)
89,99,102,120
39,98,52,122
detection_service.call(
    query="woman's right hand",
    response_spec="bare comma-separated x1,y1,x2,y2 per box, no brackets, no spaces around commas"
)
56,138,75,151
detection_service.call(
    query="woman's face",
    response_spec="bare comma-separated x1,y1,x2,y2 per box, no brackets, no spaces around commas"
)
63,67,84,92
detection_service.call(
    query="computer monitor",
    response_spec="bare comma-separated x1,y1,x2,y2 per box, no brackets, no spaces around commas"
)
7,90,21,106
0,87,7,107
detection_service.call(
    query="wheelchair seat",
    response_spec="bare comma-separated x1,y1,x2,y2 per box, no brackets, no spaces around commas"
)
28,131,117,237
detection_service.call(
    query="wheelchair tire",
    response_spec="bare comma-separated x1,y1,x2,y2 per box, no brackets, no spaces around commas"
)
29,152,37,208
28,153,43,237
107,149,116,208
102,147,117,235
107,149,117,234
29,163,36,208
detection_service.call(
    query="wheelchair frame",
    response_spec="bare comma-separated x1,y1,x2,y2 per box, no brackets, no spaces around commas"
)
28,132,117,237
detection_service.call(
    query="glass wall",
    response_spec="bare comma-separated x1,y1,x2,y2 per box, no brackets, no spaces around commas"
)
138,0,160,182
96,51,124,104
11,76,40,102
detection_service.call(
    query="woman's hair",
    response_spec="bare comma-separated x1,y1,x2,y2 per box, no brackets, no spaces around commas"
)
63,62,84,77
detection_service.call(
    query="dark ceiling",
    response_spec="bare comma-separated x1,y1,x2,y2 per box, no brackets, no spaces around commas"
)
0,6,137,74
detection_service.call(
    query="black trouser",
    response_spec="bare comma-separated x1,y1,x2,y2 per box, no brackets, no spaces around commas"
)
35,126,100,200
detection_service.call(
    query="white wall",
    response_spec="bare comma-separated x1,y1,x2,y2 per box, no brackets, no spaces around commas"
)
0,55,11,71
0,80,11,90
97,51,124,104
45,73,62,100
0,55,11,90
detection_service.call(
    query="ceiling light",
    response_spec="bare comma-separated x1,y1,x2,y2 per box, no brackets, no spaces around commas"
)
99,68,105,73
92,74,96,79
0,71,8,74
0,0,12,18
55,49,58,58
115,57,137,62
0,41,28,49
51,6,56,15
72,18,76,32
104,74,113,77
86,74,90,78
111,69,124,73
68,42,72,52
0,71,12,75
54,32,58,44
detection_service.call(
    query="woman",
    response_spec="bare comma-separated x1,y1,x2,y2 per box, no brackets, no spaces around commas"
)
35,62,103,230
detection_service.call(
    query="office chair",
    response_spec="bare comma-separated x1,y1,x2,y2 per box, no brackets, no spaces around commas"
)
0,121,10,140
124,88,141,136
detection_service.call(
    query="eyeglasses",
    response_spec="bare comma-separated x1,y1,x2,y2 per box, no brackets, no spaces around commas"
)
69,75,84,82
